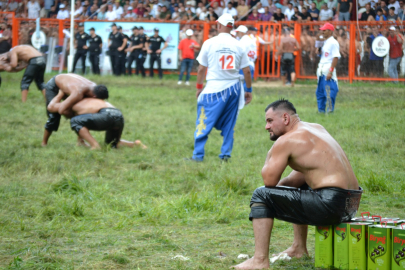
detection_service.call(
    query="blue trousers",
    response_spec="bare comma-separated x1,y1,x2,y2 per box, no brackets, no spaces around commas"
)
388,57,401,83
239,65,254,90
179,59,194,81
316,75,338,113
192,82,241,161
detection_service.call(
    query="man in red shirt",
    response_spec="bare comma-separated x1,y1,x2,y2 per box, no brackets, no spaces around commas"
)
388,26,403,83
178,29,200,85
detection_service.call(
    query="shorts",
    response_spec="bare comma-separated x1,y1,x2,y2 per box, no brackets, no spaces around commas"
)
21,56,46,91
44,76,61,132
281,61,295,76
70,108,124,148
249,184,363,226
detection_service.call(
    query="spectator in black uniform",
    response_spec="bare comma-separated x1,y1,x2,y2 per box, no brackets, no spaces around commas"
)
108,23,127,76
136,26,148,77
126,26,139,76
118,26,130,76
147,28,168,79
72,23,90,74
88,27,103,75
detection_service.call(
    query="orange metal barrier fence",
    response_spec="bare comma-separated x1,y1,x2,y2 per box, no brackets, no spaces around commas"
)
3,13,405,83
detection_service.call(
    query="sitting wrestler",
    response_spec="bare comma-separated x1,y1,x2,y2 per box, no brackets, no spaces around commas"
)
2,45,46,102
48,91,147,150
234,99,362,270
42,74,108,146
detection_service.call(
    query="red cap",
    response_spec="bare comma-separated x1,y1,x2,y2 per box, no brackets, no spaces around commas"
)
319,23,335,31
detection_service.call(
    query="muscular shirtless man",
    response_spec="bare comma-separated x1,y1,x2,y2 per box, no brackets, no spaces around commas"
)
3,45,46,102
48,92,147,150
278,28,300,86
0,53,28,87
42,74,108,146
233,99,362,270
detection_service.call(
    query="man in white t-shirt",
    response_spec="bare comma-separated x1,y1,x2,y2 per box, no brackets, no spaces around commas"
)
113,0,124,18
27,0,41,19
316,23,340,113
223,2,238,18
284,2,295,20
56,4,70,19
236,25,257,92
319,3,333,20
187,13,252,162
105,3,118,20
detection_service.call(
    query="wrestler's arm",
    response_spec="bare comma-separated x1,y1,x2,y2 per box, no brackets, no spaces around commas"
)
261,139,290,187
57,89,84,116
277,170,306,187
8,51,18,68
47,90,65,112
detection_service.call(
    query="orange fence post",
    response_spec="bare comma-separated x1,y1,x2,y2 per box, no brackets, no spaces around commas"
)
12,14,18,47
203,22,209,42
294,23,301,79
349,23,355,84
59,20,65,46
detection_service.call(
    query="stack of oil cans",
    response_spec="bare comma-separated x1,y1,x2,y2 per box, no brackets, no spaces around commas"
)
315,212,405,269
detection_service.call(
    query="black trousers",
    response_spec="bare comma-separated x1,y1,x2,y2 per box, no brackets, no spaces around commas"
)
119,52,127,75
89,53,100,75
72,50,87,74
136,54,146,77
149,53,162,79
109,50,120,76
127,54,137,75
21,56,46,91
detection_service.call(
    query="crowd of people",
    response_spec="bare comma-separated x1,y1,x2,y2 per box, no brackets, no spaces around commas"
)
0,0,403,23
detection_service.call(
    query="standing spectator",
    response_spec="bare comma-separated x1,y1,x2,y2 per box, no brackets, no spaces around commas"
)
56,4,69,19
303,0,312,7
27,0,41,18
284,2,295,20
135,2,145,17
237,0,249,19
388,0,400,13
0,22,11,54
147,28,168,79
172,4,181,20
73,1,84,19
97,5,107,20
314,0,325,9
290,6,301,20
375,8,387,20
271,7,286,20
367,27,384,77
380,1,389,14
113,0,124,18
185,6,196,19
398,0,405,19
43,0,53,17
88,27,102,75
223,2,238,18
7,1,19,12
268,0,277,13
159,5,171,19
118,26,130,75
196,2,204,14
178,29,200,85
387,26,403,83
213,2,223,15
105,3,118,20
108,23,127,76
248,7,261,20
327,0,337,12
387,7,398,21
206,6,219,19
308,2,320,20
198,6,209,20
48,5,58,18
260,6,273,20
87,4,100,19
186,1,196,12
360,3,376,20
124,6,137,19
319,3,333,20
72,23,90,75
337,0,352,21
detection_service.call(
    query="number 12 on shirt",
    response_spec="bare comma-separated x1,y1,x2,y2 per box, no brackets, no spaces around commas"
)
219,54,236,70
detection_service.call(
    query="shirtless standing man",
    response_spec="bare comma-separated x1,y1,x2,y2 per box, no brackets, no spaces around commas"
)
42,74,109,146
300,27,313,76
48,92,147,150
3,45,46,102
278,28,300,86
234,99,362,270
337,29,349,77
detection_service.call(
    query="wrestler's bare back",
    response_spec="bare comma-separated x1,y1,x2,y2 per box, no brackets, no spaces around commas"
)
8,45,42,63
71,98,114,115
55,74,96,96
266,122,359,190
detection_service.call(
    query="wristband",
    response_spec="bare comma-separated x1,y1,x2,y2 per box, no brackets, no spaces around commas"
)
196,83,203,90
245,87,252,93
329,67,334,72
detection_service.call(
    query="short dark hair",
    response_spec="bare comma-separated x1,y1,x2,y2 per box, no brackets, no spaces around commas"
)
265,98,296,114
390,6,395,10
93,85,109,99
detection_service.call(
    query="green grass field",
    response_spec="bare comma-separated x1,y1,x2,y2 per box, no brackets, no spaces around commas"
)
0,72,404,269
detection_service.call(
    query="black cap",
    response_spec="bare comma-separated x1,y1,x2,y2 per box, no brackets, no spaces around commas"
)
111,23,117,27
139,26,144,30
89,27,95,31
78,22,84,27
117,26,122,30
248,26,258,31
154,27,159,31
132,26,138,30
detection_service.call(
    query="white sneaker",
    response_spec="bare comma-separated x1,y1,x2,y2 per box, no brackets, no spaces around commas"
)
185,81,190,86
177,81,182,85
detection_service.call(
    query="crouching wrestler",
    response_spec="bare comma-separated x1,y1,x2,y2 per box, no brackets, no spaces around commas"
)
48,91,147,150
233,99,362,270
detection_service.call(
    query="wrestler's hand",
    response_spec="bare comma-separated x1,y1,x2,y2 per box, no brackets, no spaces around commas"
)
196,89,203,98
245,92,252,105
326,72,332,81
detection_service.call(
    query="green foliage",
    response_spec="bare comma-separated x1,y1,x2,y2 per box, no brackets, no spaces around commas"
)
0,72,404,269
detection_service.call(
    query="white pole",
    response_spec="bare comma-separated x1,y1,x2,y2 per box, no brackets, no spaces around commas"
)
68,1,75,73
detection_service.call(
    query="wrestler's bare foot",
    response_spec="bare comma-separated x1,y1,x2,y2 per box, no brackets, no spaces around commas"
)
135,140,148,149
232,256,269,270
271,245,308,258
90,145,101,150
41,142,47,147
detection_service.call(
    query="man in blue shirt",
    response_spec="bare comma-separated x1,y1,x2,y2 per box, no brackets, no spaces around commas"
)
367,26,384,77
308,2,320,20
